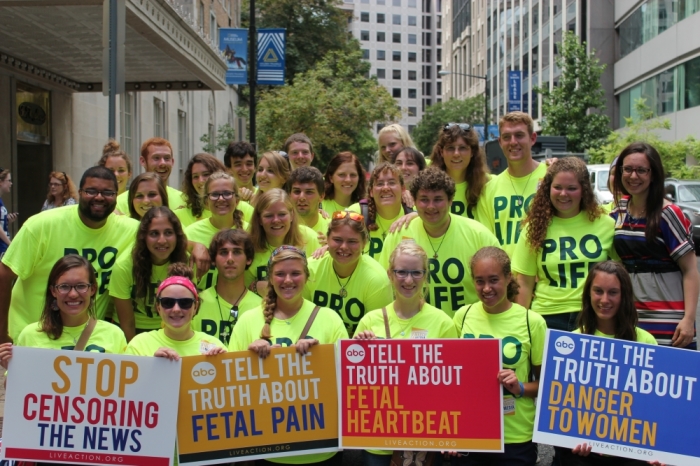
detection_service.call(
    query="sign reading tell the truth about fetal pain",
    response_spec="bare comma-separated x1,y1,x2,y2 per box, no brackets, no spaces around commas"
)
339,339,503,451
1,347,180,466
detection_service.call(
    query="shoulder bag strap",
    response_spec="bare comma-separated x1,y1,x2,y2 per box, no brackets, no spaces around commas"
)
73,317,97,352
459,304,474,334
526,308,534,382
381,307,391,339
298,306,321,342
359,199,370,228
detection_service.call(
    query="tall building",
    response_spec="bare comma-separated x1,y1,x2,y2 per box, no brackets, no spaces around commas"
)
442,1,616,133
0,0,243,226
342,0,443,134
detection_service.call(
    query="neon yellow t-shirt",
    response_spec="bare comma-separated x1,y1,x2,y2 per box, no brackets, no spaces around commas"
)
2,205,139,340
244,226,322,286
115,185,185,216
109,253,169,329
379,214,500,317
511,212,615,316
355,302,457,339
367,210,404,258
17,320,127,354
321,199,360,215
191,286,262,346
307,215,331,238
305,254,393,336
238,201,254,224
453,302,546,444
475,163,548,257
125,329,226,357
174,206,211,229
573,327,658,345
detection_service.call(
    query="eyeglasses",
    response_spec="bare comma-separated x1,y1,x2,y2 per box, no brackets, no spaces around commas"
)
393,269,426,279
54,283,92,294
443,123,471,132
332,211,364,222
81,188,117,198
157,297,196,310
208,191,235,201
621,166,651,177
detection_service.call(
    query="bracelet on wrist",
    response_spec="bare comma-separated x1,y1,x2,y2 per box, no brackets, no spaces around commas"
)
514,381,525,398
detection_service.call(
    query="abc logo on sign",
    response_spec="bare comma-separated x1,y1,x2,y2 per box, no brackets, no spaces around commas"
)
345,344,366,363
554,335,575,355
191,362,217,385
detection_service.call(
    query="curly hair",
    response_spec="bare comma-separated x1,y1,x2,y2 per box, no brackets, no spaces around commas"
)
366,163,405,232
203,172,244,230
132,207,188,300
260,247,310,341
250,189,306,253
181,153,225,218
388,240,430,299
285,166,325,194
127,173,169,220
523,158,603,252
40,255,97,340
577,261,638,341
429,124,489,210
409,168,456,201
46,171,78,204
469,246,520,301
378,124,416,163
324,152,367,204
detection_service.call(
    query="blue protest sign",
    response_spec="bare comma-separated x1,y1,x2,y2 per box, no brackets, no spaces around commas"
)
219,28,248,85
534,330,700,465
257,28,286,85
508,71,521,111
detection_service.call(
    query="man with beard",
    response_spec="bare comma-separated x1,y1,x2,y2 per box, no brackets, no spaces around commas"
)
0,167,139,343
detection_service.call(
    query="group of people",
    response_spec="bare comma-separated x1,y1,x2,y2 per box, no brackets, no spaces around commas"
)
0,110,695,466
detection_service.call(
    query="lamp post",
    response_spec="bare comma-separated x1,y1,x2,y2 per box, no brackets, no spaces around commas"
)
438,69,489,141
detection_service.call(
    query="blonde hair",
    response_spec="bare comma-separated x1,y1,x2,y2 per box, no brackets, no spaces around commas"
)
378,124,416,163
388,240,430,299
249,188,305,252
203,171,244,229
252,151,291,205
498,111,534,135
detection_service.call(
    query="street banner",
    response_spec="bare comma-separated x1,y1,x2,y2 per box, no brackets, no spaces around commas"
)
177,345,338,465
339,339,503,452
0,347,180,466
534,330,700,465
507,70,522,112
257,28,286,85
219,28,248,85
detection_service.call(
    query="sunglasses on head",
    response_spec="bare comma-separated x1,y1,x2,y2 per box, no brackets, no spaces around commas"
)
332,211,364,222
443,123,472,132
157,297,196,310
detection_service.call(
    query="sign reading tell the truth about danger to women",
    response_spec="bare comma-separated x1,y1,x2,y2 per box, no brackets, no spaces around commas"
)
1,347,180,466
177,345,338,465
339,339,503,452
534,330,700,465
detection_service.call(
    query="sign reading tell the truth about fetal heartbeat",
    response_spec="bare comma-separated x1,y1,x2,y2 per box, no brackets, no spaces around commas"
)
339,339,503,452
1,347,181,466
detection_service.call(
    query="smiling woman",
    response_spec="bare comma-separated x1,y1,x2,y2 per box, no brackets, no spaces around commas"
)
322,152,366,214
175,153,226,228
42,171,78,211
127,172,169,220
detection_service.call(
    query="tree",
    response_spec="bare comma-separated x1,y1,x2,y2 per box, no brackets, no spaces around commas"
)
589,98,700,179
534,32,611,153
255,49,400,171
200,124,236,154
412,97,486,156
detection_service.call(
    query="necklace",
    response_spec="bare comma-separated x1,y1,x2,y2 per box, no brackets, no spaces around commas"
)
626,200,646,228
423,220,451,259
274,305,303,325
375,214,391,239
215,287,248,341
508,169,536,207
333,264,357,298
63,322,87,344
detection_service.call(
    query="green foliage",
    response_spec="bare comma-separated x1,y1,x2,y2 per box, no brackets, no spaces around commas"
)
200,124,236,154
589,98,700,179
255,49,400,172
412,97,486,156
534,32,611,153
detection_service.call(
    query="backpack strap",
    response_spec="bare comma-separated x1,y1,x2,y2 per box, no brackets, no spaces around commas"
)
298,306,321,342
381,307,391,339
402,202,414,215
73,317,97,352
459,304,474,334
526,308,534,382
359,199,370,228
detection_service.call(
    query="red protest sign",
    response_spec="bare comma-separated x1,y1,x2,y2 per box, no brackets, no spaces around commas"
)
339,339,503,451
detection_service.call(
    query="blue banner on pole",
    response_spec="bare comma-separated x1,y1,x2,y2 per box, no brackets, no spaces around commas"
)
257,28,286,85
508,71,522,111
534,330,700,465
219,28,248,85
473,124,500,143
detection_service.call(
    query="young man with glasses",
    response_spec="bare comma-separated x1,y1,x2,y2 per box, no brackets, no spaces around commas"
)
192,229,261,346
380,168,499,318
0,167,140,342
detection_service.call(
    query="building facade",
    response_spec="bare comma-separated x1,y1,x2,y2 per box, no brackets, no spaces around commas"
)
342,0,443,134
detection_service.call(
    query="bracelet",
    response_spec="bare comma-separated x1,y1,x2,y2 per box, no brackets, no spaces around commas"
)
250,281,258,295
514,381,525,398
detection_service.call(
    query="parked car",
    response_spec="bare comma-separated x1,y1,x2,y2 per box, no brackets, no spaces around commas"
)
587,164,613,204
664,178,700,246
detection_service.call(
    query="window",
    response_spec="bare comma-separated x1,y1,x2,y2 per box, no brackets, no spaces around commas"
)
423,32,431,46
408,89,417,98
393,69,401,79
408,33,417,44
437,81,442,95
408,0,416,6
424,82,432,95
393,33,401,43
377,31,386,42
377,0,385,3
377,50,386,60
408,15,417,26
376,68,386,79
178,111,188,168
153,98,165,138
361,12,369,21
210,12,217,45
393,14,401,25
393,51,401,61
437,48,441,62
408,106,417,116
408,52,417,62
423,48,432,63
393,0,401,5
423,65,431,79
362,49,370,59
408,70,417,80
361,30,370,41
120,92,134,157
423,15,431,29
393,88,402,98
377,13,385,23
408,124,415,133
199,1,204,30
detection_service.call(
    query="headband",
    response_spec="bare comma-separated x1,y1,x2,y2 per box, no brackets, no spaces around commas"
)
156,276,199,300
